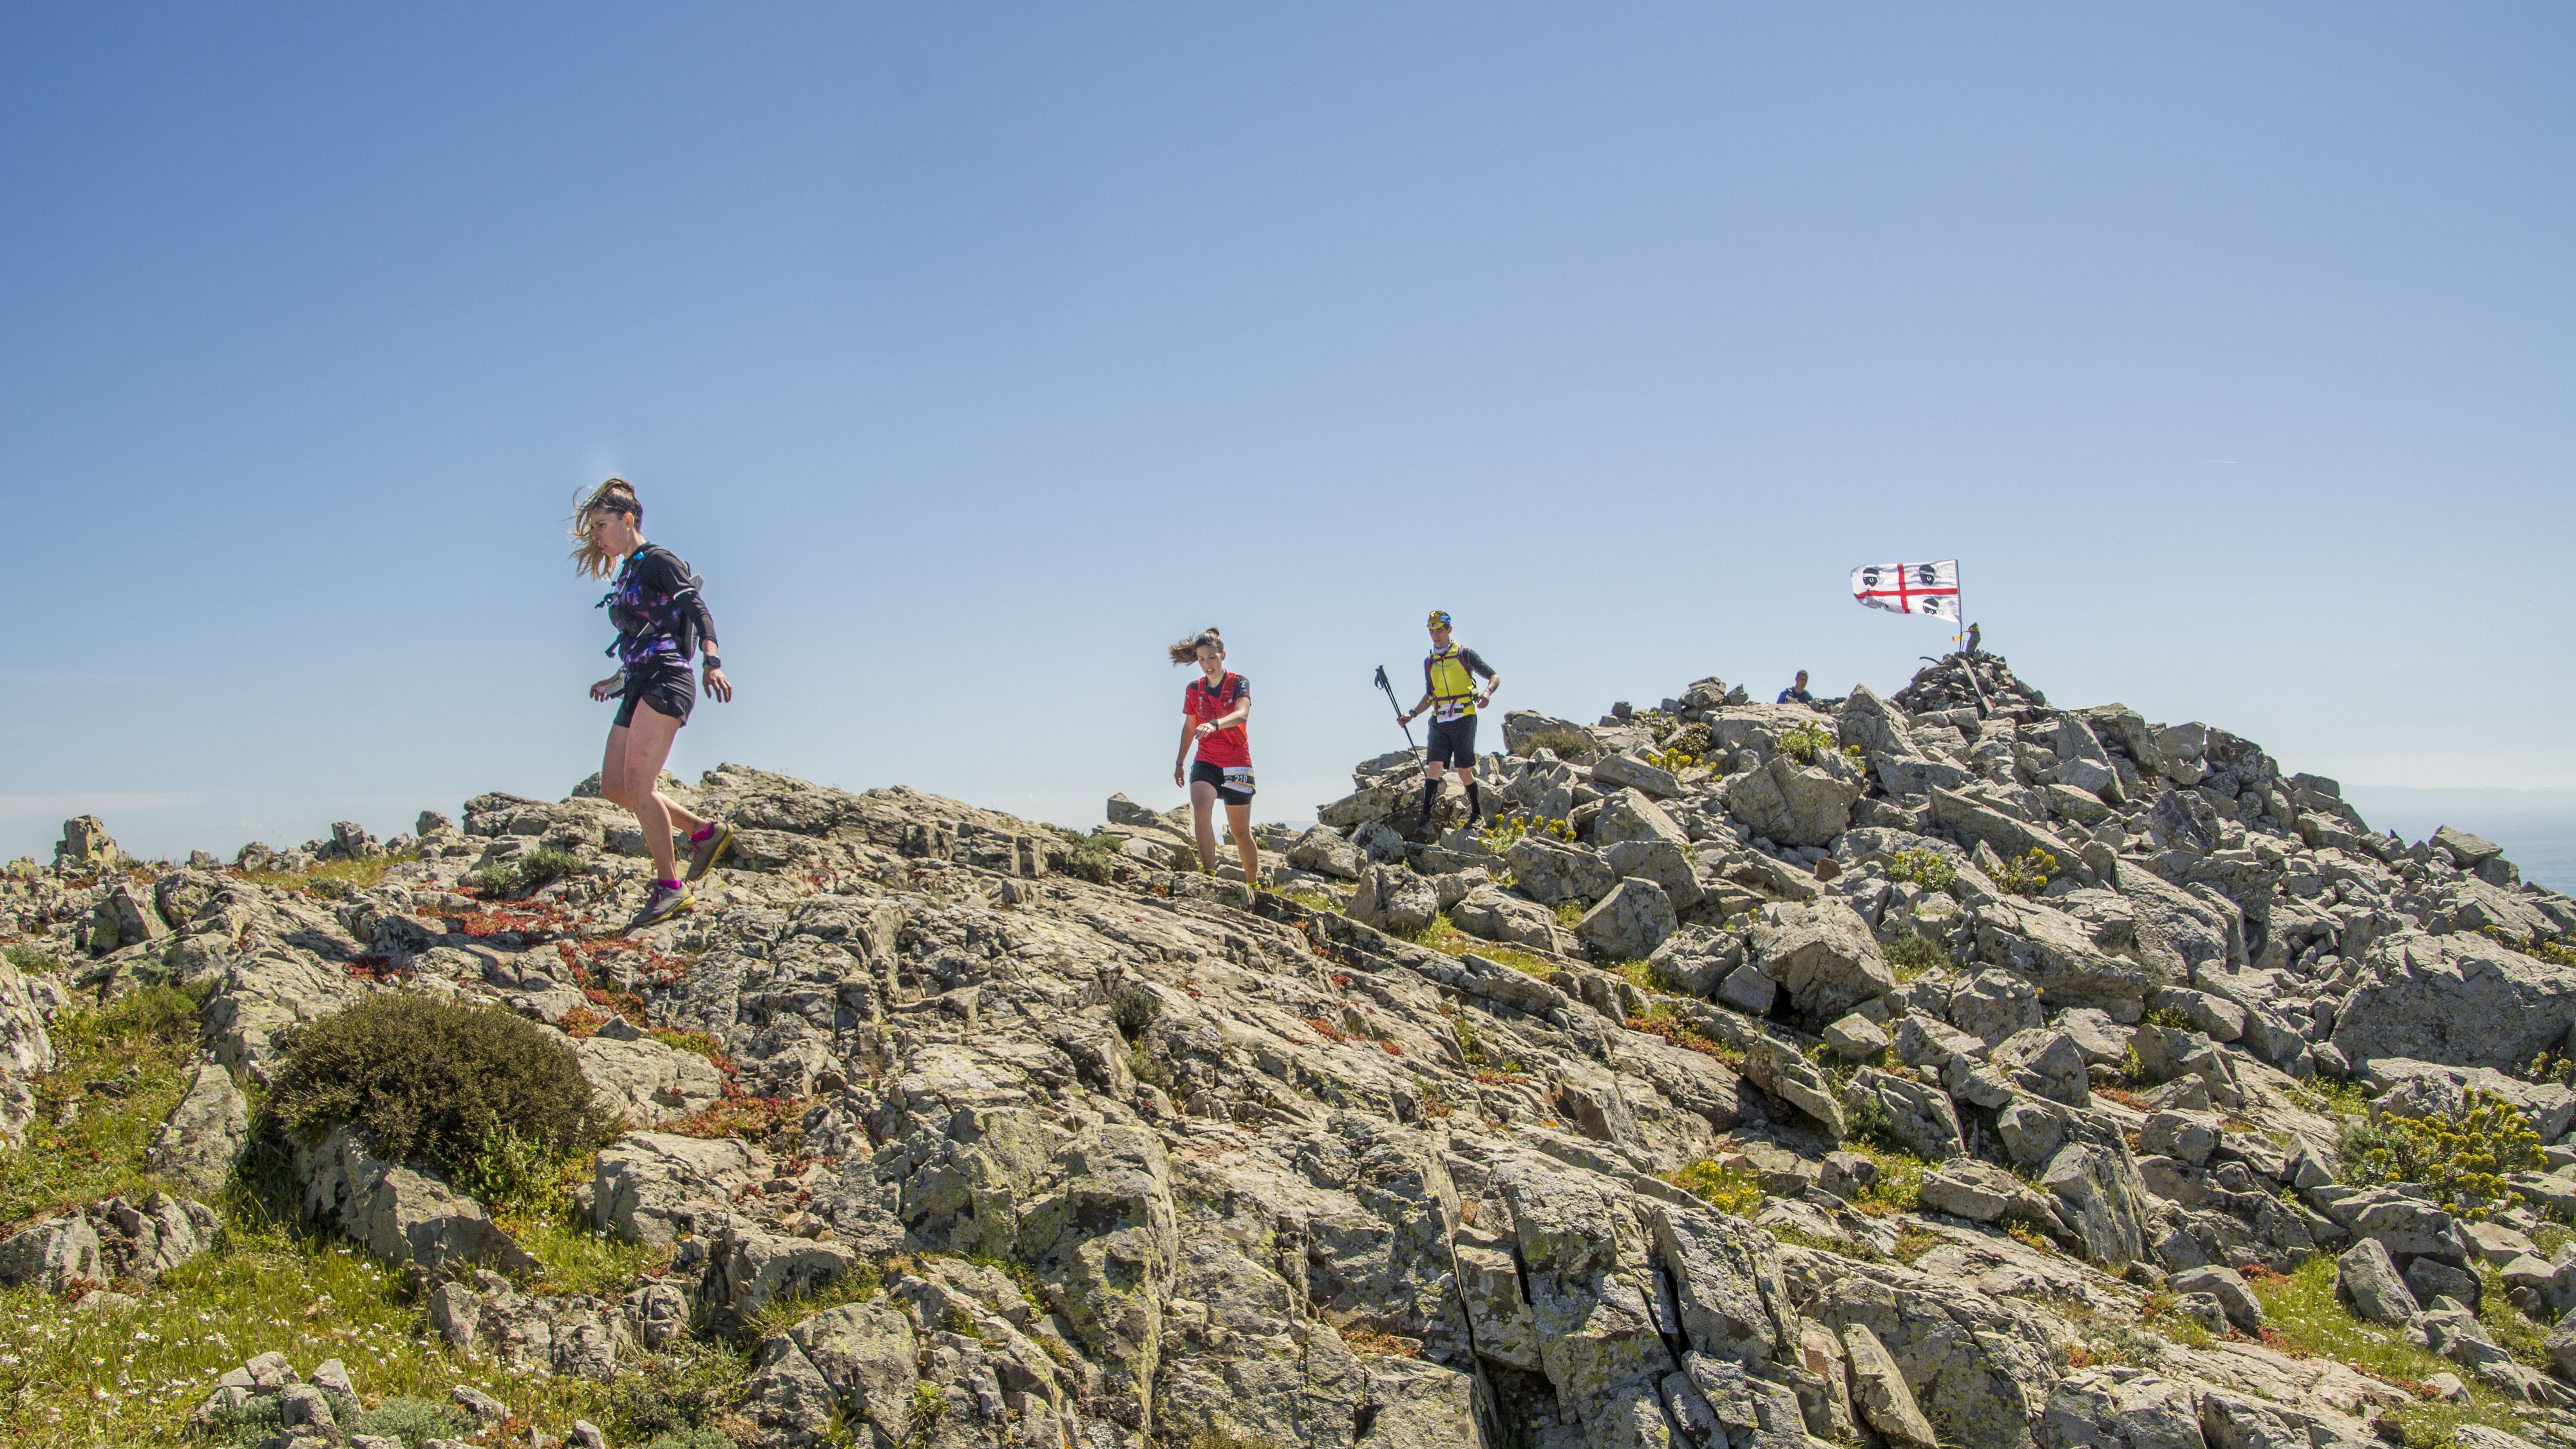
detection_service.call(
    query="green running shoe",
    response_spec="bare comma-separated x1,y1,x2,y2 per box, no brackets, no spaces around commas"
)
687,820,735,882
629,883,696,932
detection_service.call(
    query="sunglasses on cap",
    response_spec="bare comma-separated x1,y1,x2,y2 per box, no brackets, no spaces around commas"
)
1426,611,1452,629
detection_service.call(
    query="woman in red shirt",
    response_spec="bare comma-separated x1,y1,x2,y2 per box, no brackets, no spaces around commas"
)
1170,627,1260,886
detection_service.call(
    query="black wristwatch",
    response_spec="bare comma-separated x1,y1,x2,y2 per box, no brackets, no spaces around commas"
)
701,654,723,670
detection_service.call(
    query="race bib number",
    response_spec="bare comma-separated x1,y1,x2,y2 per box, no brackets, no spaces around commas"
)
1222,766,1256,793
1433,700,1471,722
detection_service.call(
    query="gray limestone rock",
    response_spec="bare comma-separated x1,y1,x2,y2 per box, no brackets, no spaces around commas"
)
2333,931,2576,1072
1506,835,1618,908
1287,824,1364,880
1577,877,1679,960
1349,863,1440,938
1752,900,1897,1021
1724,754,1866,848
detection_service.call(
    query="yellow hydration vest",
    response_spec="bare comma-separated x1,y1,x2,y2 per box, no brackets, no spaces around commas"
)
1427,647,1479,720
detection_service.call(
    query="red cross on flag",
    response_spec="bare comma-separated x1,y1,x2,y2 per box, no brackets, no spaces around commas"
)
1851,560,1961,620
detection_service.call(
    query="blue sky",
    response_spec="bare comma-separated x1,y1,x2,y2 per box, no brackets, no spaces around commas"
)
3,4,2570,880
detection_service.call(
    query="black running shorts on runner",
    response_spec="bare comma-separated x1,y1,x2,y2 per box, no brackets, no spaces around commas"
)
1426,714,1478,768
614,661,697,728
1189,759,1255,806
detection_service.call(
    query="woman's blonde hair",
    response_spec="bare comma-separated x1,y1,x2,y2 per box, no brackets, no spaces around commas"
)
1168,627,1224,665
568,477,643,578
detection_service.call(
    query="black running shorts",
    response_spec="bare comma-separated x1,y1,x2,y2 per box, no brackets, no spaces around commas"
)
615,661,697,728
1426,714,1478,769
1189,759,1255,806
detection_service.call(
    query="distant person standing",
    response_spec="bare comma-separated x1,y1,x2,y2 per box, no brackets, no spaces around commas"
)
571,478,735,931
1777,670,1816,706
1170,627,1262,886
1964,622,1982,656
1397,611,1502,829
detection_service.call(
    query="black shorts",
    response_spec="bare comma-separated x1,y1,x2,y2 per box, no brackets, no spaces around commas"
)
1189,759,1256,807
1426,714,1478,769
614,661,696,728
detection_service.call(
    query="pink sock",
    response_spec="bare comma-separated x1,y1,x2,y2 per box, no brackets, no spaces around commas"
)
690,823,715,842
656,878,681,891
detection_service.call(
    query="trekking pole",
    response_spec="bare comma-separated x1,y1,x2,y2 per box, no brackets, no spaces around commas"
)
1373,666,1416,748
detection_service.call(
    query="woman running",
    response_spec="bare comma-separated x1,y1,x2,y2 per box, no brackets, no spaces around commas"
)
1170,627,1261,887
570,478,735,930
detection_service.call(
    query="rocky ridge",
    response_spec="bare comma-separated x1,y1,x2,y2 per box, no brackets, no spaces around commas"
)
0,650,2572,1448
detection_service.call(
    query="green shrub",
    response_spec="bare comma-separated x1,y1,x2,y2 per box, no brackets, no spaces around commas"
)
1110,982,1161,1040
1993,848,2058,898
2341,1091,2543,1218
1672,1159,1764,1216
1882,931,1948,981
1887,848,1959,896
1480,815,1575,851
357,1394,478,1448
269,994,614,1184
1064,831,1125,885
466,847,587,899
642,1430,738,1449
1777,722,1835,764
1,943,64,975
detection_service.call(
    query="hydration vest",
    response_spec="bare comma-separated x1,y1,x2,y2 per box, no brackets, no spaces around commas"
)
600,545,705,667
1427,646,1479,719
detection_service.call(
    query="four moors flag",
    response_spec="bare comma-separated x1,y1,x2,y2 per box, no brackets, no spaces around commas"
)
1851,560,1961,621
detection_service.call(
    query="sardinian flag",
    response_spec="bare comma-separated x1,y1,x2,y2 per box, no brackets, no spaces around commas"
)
1851,560,1961,620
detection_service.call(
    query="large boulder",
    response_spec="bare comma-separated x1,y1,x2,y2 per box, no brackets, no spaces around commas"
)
2331,931,2576,1071
1794,1258,2062,1449
1506,837,1616,909
1751,902,1897,1021
573,1034,725,1128
1577,878,1679,960
1449,886,1564,953
1973,896,2159,1010
1604,837,1703,915
585,1131,770,1246
147,1062,251,1197
296,1127,536,1274
1287,826,1363,880
1348,864,1440,938
2038,1368,2206,1449
1723,755,1864,848
0,955,60,1141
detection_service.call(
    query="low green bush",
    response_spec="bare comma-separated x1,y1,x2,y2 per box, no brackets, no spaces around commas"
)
1882,931,1948,980
1110,982,1161,1040
2341,1090,2543,1218
1063,831,1124,885
1887,848,1959,896
268,994,614,1185
355,1394,478,1448
1777,721,1835,764
1993,848,2058,898
1671,1159,1764,1216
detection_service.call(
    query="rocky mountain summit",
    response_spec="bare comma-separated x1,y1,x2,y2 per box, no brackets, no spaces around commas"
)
4,651,2576,1449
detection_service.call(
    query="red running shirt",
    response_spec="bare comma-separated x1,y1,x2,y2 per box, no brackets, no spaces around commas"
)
1184,673,1251,768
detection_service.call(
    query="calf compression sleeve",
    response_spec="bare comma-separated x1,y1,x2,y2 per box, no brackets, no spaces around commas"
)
1464,782,1481,819
1421,779,1440,819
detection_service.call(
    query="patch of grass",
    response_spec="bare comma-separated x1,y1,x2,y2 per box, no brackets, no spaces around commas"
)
239,848,421,896
0,985,200,1234
1993,847,2058,898
1777,721,1836,766
646,1027,724,1059
3,943,66,975
1890,1225,1941,1264
1552,902,1584,927
1882,930,1948,982
1843,1142,1927,1215
1767,1223,1883,1263
1274,887,1339,913
2248,1255,2532,1440
1671,1159,1765,1216
1625,1001,1745,1066
1449,1012,1525,1077
1887,848,1960,896
464,846,587,900
1129,1044,1177,1095
744,1259,886,1341
2476,1264,2552,1370
905,1381,951,1449
268,994,615,1186
2341,1090,2543,1218
1611,959,1678,997
0,1219,630,1447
